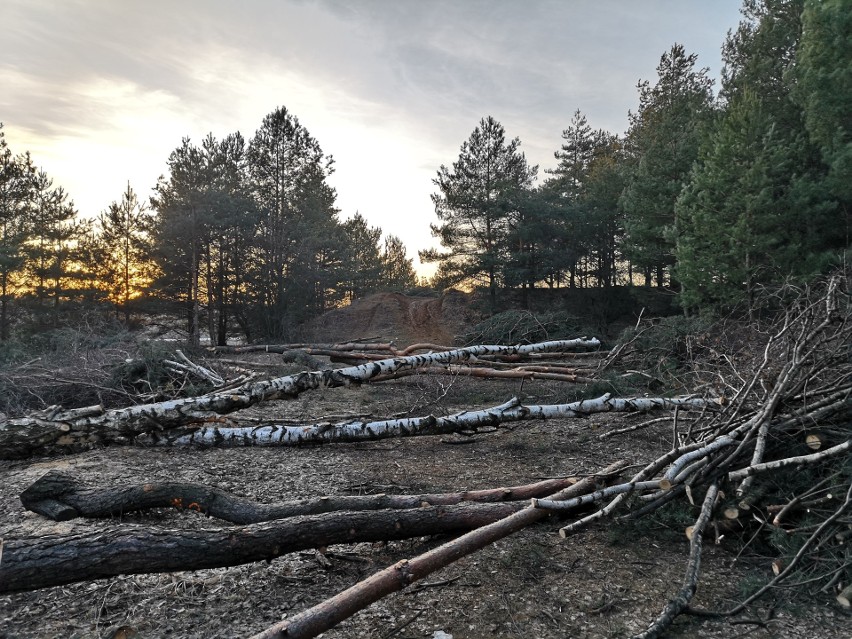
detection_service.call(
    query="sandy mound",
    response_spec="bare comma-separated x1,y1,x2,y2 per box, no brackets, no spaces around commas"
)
308,290,479,345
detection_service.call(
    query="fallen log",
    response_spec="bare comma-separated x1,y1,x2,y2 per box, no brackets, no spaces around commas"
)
20,470,580,524
0,501,526,594
211,342,397,354
0,338,600,459
374,364,597,384
249,460,629,639
138,394,719,448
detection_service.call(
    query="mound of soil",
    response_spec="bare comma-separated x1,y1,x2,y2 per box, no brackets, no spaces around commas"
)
308,290,480,345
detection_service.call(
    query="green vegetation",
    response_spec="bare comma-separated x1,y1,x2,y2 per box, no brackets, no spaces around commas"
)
0,1,847,345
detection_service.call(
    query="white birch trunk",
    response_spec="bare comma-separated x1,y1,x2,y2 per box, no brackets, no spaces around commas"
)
0,339,600,458
140,395,718,447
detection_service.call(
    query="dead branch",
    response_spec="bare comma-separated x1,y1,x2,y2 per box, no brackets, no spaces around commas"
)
632,484,719,639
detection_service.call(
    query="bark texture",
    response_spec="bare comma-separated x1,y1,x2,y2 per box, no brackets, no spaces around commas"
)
0,502,524,594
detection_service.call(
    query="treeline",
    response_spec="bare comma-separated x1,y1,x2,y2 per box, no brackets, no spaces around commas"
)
0,108,418,344
423,0,850,313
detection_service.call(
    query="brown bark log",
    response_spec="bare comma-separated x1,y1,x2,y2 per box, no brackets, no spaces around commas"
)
20,470,579,524
0,501,525,595
249,460,628,639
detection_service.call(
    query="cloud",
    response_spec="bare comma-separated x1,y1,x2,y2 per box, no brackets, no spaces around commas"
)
2,0,743,272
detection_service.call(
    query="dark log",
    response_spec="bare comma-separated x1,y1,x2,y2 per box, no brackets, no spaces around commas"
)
20,470,579,524
250,460,628,639
0,501,525,594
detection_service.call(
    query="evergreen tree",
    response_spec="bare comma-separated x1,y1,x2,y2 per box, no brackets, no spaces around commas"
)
621,44,715,287
97,182,153,322
581,134,627,288
795,0,852,226
676,0,841,313
150,137,210,345
544,110,621,287
342,212,384,300
200,132,257,345
0,125,34,340
421,116,536,312
380,235,417,292
23,171,80,325
247,106,344,338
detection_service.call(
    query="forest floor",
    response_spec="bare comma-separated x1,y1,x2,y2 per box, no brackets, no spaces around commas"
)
1,369,850,639
1,290,850,638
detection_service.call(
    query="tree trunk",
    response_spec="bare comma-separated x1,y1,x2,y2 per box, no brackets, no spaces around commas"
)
250,461,628,639
0,339,600,458
139,395,715,449
0,502,524,595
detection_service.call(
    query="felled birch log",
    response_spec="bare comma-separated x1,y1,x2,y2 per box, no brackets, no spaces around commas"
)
139,395,718,448
0,339,600,459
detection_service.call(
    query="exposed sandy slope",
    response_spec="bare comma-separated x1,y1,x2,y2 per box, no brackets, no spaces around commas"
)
308,290,480,345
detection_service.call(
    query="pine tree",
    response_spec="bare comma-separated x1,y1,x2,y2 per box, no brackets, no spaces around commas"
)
795,0,852,228
676,0,841,313
151,138,207,345
246,106,344,338
342,212,384,301
0,125,34,340
23,171,81,326
621,44,715,287
97,182,153,323
201,132,257,346
380,235,417,292
544,110,621,288
421,116,536,312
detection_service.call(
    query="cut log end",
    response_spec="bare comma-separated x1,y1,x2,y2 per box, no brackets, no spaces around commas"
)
805,433,824,451
837,583,852,609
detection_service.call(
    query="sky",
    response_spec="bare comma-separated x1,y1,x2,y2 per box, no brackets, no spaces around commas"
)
1,0,744,276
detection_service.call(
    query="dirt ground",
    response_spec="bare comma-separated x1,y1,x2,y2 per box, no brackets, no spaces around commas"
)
1,369,849,639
